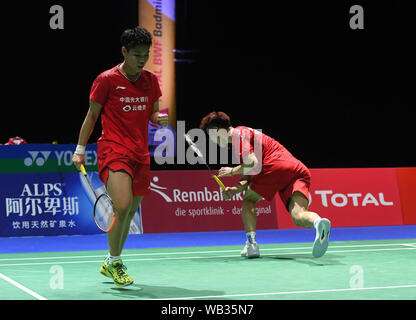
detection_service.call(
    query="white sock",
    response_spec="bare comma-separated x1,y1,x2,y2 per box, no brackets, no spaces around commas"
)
108,253,121,265
246,232,257,244
313,218,322,229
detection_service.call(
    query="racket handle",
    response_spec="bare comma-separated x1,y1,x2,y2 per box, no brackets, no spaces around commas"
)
213,175,226,190
79,164,87,176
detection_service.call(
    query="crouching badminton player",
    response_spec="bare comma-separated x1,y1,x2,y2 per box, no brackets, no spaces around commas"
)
200,111,331,258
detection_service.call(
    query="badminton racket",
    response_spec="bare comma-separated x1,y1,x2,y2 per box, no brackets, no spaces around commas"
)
79,164,116,232
183,133,229,199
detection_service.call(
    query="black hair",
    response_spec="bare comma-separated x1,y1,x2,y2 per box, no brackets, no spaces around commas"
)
200,111,232,131
120,26,152,51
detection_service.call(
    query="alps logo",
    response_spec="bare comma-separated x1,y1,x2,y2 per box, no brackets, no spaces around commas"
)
24,151,51,166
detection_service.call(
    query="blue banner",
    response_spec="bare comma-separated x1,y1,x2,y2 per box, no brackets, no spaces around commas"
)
0,144,142,237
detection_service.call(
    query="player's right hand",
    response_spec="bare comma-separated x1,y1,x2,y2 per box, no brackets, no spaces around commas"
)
72,153,85,170
223,186,238,199
218,167,233,177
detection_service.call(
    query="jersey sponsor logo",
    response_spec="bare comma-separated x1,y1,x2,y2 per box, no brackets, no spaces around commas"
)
120,96,149,112
116,86,126,90
122,105,147,112
120,96,149,103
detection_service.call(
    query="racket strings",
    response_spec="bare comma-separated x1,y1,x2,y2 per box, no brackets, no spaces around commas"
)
94,194,116,232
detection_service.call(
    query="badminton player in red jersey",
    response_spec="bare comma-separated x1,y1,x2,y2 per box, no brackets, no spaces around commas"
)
200,111,331,259
72,27,168,286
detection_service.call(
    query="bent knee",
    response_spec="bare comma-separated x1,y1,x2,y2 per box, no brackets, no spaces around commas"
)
290,209,307,227
243,187,263,204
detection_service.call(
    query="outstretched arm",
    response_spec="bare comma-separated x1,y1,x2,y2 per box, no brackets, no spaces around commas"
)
218,152,259,177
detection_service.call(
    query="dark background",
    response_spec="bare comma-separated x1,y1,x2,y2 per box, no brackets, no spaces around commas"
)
1,1,415,168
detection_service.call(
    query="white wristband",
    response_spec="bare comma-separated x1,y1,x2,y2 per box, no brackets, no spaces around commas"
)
75,144,86,155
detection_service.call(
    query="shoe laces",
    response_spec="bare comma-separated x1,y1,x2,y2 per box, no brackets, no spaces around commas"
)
112,261,127,277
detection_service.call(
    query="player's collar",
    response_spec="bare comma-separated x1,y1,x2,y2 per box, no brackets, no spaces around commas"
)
117,64,141,83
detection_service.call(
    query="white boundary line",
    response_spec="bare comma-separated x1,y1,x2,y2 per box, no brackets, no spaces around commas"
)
0,242,415,262
0,247,414,267
153,284,416,300
0,273,47,300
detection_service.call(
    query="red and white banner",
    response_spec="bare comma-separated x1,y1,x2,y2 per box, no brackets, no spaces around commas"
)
141,170,278,233
142,168,409,233
396,167,416,225
276,168,404,228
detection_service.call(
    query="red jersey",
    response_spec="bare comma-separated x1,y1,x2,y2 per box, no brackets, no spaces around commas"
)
231,126,296,173
231,126,311,202
90,65,161,163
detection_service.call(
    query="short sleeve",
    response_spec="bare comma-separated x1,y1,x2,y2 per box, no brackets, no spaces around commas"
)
89,73,110,105
232,127,255,163
240,129,255,160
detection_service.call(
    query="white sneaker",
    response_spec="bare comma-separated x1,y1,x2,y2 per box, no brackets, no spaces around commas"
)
312,218,331,258
240,242,260,258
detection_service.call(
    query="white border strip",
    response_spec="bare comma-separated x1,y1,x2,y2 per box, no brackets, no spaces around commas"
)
0,273,47,300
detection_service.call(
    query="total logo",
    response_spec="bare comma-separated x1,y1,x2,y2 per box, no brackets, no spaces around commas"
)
311,190,394,208
24,150,97,167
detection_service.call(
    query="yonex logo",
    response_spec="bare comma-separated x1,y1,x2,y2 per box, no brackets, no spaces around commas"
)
24,151,51,167
23,150,97,167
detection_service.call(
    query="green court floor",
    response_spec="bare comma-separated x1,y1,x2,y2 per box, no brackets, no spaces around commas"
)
0,238,415,300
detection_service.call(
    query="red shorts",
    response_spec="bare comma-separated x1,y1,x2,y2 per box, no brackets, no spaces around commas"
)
97,143,151,196
250,158,311,207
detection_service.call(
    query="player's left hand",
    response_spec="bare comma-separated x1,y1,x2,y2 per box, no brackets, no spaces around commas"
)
158,113,169,127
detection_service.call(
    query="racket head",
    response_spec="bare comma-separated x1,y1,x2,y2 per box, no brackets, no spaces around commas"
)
93,193,116,232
